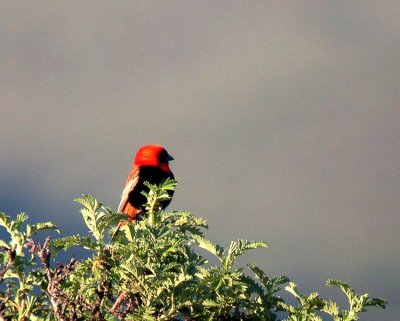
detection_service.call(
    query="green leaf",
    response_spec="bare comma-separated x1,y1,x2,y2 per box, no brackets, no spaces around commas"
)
326,278,387,316
26,222,60,237
223,239,268,269
248,264,289,293
192,235,224,261
52,234,98,252
74,194,108,242
285,282,301,300
0,212,9,227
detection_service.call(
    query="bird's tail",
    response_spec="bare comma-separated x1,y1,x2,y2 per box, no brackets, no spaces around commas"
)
111,209,143,239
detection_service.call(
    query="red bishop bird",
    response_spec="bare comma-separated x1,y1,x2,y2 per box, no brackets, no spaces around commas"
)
117,144,175,222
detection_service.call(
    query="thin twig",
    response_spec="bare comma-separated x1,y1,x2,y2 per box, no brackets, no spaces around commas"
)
25,237,77,321
110,291,128,315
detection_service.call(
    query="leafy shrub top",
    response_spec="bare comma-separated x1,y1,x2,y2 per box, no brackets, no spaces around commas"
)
0,179,386,321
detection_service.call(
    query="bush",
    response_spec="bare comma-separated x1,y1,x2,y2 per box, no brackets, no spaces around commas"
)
0,179,386,320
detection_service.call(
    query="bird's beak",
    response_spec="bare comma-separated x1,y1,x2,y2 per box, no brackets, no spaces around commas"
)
167,154,174,161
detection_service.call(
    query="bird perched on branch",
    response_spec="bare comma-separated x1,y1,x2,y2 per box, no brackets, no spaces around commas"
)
117,144,175,223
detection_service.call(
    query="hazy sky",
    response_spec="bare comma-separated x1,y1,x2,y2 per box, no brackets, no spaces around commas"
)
1,2,399,319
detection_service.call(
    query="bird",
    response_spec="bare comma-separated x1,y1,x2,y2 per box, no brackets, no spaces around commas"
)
117,144,175,223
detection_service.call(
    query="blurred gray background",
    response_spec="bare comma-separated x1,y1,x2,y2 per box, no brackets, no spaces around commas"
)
1,2,399,319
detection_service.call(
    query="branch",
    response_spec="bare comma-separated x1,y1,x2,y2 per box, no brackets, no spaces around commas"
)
0,246,15,284
110,291,128,317
25,237,77,321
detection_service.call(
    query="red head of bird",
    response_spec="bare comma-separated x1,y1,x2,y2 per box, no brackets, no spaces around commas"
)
133,144,174,172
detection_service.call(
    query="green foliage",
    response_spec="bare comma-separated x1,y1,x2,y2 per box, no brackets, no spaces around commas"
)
0,212,59,320
0,179,386,320
279,280,386,321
